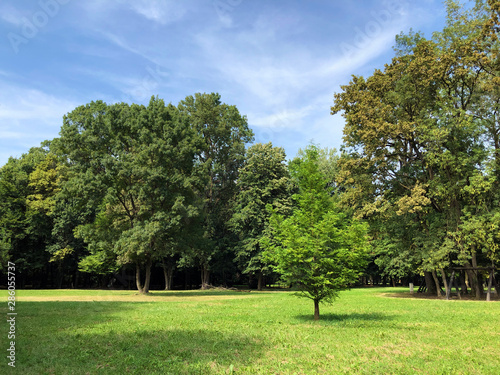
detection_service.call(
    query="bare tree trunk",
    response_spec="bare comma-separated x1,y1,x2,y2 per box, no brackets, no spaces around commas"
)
465,268,477,297
441,268,449,299
201,263,210,290
445,270,454,300
257,271,263,291
73,270,79,289
314,300,320,321
136,263,143,293
424,271,436,294
452,272,461,299
460,271,468,295
487,270,493,302
471,252,483,300
143,258,152,294
162,259,174,290
494,273,500,298
432,270,442,297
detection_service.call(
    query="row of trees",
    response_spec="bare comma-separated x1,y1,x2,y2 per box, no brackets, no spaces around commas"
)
0,92,367,299
1,94,250,292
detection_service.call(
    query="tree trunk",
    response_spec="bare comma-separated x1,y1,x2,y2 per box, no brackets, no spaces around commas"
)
257,271,263,291
460,271,468,295
314,300,320,321
470,252,483,300
143,258,152,294
441,268,449,300
74,270,79,289
201,263,210,290
494,273,500,299
56,265,64,289
162,259,174,290
445,270,454,300
465,268,476,297
424,271,437,295
431,270,442,297
136,263,143,293
452,272,461,299
487,270,493,302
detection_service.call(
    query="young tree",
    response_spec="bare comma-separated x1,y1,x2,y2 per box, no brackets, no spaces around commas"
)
262,145,369,320
230,143,293,290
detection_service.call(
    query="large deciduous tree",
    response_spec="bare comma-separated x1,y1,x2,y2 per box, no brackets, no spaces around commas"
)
178,92,254,289
58,97,199,293
230,142,293,290
332,0,500,297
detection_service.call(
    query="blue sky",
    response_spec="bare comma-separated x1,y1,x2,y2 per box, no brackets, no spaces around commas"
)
0,0,447,165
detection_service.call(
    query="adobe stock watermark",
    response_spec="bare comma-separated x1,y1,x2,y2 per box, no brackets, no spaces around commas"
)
340,0,408,58
213,0,244,24
7,0,71,54
6,262,16,368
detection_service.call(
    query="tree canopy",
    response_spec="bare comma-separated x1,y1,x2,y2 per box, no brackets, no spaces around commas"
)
262,145,369,319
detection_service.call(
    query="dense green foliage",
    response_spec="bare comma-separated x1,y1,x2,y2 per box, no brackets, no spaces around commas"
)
177,93,254,289
262,145,369,319
230,142,293,290
332,0,500,298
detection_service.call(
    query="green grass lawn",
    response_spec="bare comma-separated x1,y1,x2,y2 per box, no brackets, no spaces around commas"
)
1,288,499,374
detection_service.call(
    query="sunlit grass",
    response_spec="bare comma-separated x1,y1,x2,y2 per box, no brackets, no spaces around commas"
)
1,288,499,374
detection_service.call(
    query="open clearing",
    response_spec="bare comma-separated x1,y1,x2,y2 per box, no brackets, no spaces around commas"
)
1,287,499,374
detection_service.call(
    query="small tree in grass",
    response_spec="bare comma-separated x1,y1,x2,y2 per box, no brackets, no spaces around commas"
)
262,145,369,320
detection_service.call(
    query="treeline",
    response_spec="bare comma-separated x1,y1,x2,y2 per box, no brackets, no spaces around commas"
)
0,93,345,292
1,0,500,298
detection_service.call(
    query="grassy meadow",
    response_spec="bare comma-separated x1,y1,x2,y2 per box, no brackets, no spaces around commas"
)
1,287,499,374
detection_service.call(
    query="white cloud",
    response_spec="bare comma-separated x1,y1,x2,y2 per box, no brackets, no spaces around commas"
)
80,0,186,25
0,82,79,163
0,86,76,122
0,4,24,27
193,20,402,132
128,1,186,25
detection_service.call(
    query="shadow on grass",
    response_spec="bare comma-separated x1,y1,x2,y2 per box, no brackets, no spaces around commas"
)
53,329,261,373
148,290,269,297
294,312,394,323
17,302,263,374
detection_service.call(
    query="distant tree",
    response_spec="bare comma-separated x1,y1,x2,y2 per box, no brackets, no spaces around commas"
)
178,92,254,289
262,145,369,320
230,142,293,290
0,148,53,286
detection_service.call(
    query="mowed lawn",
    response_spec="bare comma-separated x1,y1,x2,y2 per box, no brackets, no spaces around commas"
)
1,288,499,374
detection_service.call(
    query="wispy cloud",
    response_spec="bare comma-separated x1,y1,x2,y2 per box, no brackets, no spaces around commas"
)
128,1,187,25
0,81,79,160
80,0,187,25
0,4,24,26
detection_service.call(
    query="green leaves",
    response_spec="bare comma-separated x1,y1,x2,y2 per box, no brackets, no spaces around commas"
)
262,145,369,313
332,0,500,285
58,97,200,282
230,143,293,277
